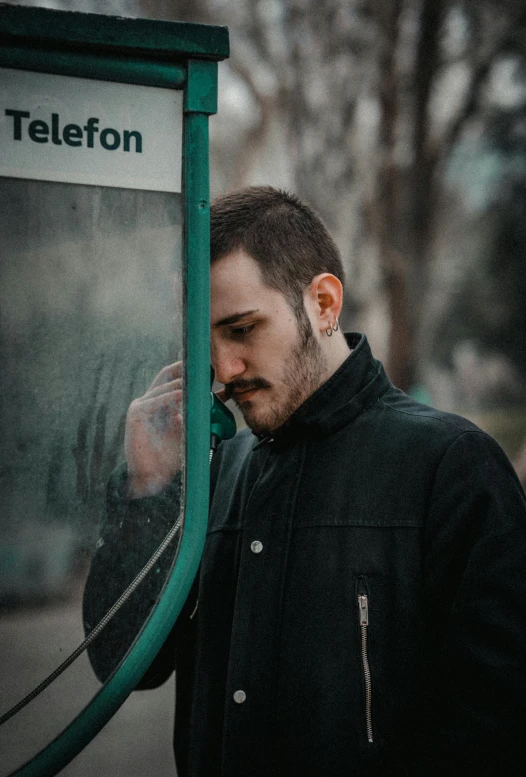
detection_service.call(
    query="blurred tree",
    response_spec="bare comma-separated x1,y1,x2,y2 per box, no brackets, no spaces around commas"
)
282,0,526,390
433,102,526,480
136,0,526,396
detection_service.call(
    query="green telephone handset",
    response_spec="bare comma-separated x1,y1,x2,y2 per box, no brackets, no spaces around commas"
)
210,367,237,454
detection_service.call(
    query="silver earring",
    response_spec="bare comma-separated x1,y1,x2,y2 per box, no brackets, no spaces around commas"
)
326,324,333,337
333,318,340,332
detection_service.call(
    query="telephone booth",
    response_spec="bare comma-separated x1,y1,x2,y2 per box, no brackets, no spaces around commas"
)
0,6,230,775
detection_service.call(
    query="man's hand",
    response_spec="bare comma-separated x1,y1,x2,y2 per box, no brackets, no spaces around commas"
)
124,362,183,499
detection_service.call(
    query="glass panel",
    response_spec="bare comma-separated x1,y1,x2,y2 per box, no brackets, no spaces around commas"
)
0,177,184,775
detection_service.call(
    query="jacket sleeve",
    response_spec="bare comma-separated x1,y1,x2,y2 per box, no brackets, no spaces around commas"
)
82,462,186,688
407,430,526,776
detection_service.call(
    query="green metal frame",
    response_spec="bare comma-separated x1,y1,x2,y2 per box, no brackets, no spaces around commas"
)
0,6,228,776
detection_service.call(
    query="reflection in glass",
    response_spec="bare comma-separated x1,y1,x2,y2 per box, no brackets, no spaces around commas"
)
0,178,183,774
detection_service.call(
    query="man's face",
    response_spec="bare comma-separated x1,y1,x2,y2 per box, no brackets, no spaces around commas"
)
211,250,328,436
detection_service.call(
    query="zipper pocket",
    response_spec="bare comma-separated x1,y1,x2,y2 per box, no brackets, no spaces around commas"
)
357,593,374,743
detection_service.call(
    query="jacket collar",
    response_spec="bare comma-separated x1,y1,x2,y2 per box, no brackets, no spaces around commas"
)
263,333,391,445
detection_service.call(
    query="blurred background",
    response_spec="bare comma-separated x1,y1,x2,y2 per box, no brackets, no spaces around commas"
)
8,0,523,476
1,0,526,775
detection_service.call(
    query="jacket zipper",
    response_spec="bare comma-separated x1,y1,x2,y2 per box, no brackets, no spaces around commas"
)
358,593,374,743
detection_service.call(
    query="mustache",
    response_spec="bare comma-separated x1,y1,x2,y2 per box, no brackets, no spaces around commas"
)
224,377,271,400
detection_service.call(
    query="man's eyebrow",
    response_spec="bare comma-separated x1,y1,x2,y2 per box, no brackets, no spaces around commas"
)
213,310,260,328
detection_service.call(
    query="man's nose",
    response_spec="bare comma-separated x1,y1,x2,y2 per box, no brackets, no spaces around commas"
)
211,344,246,386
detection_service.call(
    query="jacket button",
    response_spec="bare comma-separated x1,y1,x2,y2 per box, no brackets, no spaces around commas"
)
233,690,246,704
250,540,263,554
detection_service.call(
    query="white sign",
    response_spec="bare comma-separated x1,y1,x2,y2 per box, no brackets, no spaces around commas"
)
0,67,182,192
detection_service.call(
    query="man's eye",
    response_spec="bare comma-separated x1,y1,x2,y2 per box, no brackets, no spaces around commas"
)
231,324,255,337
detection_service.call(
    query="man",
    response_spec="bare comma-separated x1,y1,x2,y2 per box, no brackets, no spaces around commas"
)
84,186,526,777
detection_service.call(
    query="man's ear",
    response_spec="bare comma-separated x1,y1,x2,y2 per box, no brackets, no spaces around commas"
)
307,273,343,333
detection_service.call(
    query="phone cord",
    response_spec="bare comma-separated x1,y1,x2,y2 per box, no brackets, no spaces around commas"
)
0,449,213,727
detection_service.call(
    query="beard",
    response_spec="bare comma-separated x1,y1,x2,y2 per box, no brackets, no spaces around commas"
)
234,308,328,436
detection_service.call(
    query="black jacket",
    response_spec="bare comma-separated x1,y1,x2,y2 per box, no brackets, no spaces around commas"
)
84,333,526,777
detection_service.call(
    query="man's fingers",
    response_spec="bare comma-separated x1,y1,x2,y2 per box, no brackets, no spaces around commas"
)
141,379,182,400
148,361,183,391
131,390,182,416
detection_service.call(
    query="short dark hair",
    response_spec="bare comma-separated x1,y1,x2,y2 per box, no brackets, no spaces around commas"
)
210,186,345,314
